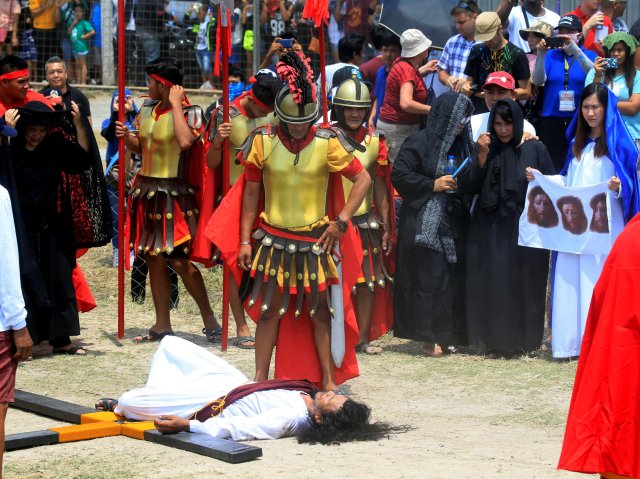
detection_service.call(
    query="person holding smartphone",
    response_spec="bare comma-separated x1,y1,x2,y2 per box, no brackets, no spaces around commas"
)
259,33,303,71
586,32,640,153
531,14,597,172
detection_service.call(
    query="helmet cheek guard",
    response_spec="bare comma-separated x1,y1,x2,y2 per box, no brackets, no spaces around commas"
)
331,79,371,129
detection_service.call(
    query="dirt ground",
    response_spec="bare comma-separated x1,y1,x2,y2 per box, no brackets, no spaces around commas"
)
4,90,585,479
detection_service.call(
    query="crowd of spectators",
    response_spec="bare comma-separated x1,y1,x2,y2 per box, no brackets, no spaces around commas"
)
2,1,640,472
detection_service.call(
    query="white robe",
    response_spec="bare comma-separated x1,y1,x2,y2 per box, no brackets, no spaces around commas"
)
114,336,311,440
551,142,622,358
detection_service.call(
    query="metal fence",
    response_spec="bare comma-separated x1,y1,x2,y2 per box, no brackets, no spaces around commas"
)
90,1,640,87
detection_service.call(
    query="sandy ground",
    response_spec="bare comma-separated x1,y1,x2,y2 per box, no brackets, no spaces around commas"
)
3,90,586,479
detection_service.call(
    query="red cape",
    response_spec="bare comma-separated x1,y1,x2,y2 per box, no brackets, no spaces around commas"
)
73,249,96,313
367,158,396,340
191,143,220,267
558,214,640,478
204,172,361,386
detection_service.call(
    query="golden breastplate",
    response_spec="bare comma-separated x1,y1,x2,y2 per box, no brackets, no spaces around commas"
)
227,113,277,185
262,134,330,228
138,106,183,179
342,134,379,217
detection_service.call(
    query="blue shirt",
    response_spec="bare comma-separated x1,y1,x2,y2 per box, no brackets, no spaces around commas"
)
586,68,640,139
372,65,389,126
438,34,475,79
91,3,101,48
541,48,598,118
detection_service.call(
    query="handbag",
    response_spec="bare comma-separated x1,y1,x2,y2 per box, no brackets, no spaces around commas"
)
420,73,437,129
308,35,320,54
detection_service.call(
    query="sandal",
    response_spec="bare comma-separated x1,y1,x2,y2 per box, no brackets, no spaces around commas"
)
233,336,256,349
52,345,88,355
356,342,382,355
424,342,443,358
133,330,174,342
95,398,119,411
203,326,223,343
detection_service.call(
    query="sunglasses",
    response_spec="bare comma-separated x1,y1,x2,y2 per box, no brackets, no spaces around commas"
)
456,1,476,11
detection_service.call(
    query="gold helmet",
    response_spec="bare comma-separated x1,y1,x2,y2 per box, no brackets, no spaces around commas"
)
332,79,372,109
274,86,319,124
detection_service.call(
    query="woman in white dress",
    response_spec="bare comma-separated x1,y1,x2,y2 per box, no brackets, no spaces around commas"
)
548,83,640,358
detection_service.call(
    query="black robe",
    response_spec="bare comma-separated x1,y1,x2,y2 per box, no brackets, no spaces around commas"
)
11,131,91,343
464,99,555,353
391,92,475,345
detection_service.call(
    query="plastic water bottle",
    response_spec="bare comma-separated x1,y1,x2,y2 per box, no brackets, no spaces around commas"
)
594,10,606,43
444,155,456,194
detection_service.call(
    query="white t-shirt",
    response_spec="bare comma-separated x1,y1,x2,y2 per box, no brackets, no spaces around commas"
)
471,112,537,142
507,7,560,53
0,186,27,333
318,61,351,98
196,20,210,51
232,7,243,45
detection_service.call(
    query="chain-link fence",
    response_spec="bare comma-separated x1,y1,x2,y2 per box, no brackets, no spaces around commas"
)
17,1,640,88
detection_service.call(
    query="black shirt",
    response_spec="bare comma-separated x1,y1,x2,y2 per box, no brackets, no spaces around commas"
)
18,0,32,32
464,41,530,113
40,84,92,119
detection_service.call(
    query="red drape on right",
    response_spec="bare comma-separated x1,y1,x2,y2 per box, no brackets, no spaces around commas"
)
558,214,640,478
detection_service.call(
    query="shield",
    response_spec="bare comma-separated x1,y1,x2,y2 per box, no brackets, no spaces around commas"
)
378,0,459,49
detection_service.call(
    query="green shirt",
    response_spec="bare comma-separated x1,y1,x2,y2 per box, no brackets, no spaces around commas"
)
70,19,93,54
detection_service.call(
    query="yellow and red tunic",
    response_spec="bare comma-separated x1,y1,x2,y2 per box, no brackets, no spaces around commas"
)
128,102,201,256
207,94,278,186
340,127,392,288
242,125,363,315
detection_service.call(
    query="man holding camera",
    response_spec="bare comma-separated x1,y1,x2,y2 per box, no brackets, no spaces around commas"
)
460,11,531,114
530,13,597,172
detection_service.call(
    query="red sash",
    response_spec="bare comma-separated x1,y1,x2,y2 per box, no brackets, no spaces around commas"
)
193,379,317,422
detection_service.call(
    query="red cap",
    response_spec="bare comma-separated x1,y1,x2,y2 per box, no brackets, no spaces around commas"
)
482,71,515,91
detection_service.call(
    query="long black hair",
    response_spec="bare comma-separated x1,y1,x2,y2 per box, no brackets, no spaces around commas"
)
573,83,609,160
297,399,409,445
603,41,637,96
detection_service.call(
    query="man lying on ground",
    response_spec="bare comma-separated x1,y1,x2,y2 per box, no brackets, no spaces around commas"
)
96,336,399,444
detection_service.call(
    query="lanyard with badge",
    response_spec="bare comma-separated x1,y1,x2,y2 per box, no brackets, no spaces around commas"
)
559,56,576,112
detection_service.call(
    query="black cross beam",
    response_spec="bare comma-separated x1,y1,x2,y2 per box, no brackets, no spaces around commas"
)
7,390,262,463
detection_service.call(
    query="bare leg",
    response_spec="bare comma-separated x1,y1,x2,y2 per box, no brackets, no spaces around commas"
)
168,258,220,331
354,287,382,354
254,286,283,381
230,279,253,346
145,254,173,335
309,291,337,392
0,402,7,479
78,56,88,84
